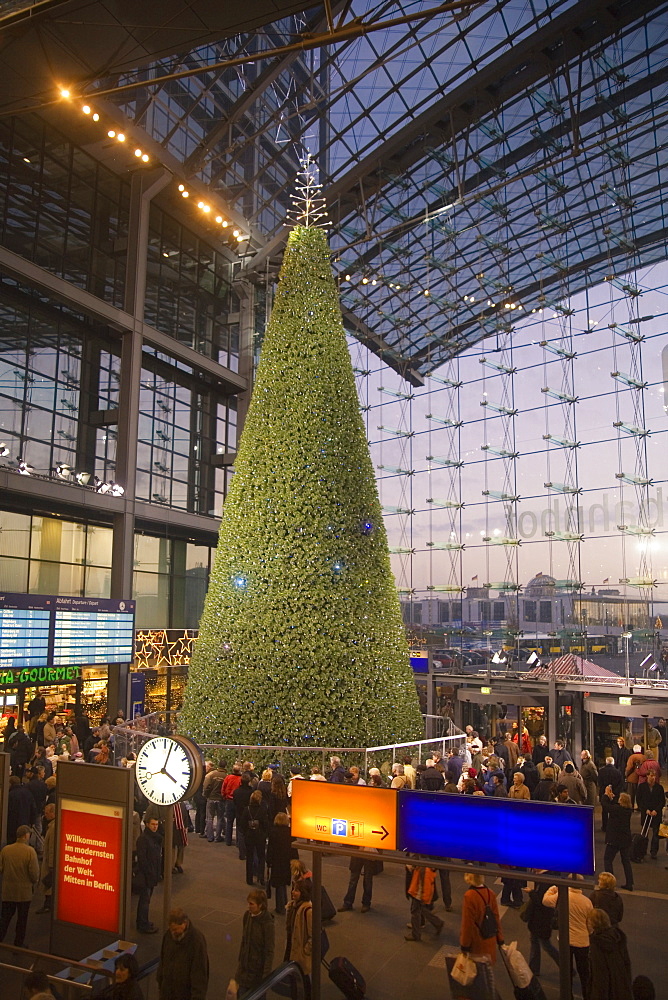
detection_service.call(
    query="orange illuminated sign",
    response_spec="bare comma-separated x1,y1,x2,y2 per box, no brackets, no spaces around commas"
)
291,780,397,850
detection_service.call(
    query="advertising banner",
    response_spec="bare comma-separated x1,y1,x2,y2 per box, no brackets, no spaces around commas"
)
56,797,124,934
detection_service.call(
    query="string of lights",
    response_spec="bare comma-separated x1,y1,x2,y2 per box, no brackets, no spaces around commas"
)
59,91,249,247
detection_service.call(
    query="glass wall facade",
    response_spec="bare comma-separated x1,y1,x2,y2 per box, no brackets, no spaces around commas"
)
0,115,130,306
350,266,668,658
144,205,239,370
0,509,216,627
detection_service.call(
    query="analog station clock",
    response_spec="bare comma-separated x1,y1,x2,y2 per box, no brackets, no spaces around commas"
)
135,735,203,806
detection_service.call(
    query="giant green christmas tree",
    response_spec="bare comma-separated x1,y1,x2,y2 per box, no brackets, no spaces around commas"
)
180,172,422,747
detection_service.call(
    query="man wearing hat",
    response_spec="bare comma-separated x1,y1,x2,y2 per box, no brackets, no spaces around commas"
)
287,766,304,799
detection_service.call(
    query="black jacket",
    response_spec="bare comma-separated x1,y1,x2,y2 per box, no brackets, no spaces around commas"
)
598,763,624,800
267,824,293,886
604,801,632,848
7,783,37,842
419,767,444,791
589,925,633,1000
533,778,555,802
589,888,623,925
512,760,539,793
158,920,209,1000
241,801,269,844
232,782,254,815
136,827,163,888
526,884,554,940
10,732,32,766
636,781,666,824
612,744,631,773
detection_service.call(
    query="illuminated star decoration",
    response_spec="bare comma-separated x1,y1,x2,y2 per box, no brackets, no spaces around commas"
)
287,154,329,229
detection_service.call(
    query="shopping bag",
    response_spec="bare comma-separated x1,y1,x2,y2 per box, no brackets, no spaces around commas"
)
658,823,668,838
452,952,477,987
501,942,532,989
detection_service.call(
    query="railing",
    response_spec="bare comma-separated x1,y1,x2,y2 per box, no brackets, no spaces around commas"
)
112,713,466,775
243,961,308,1000
0,941,114,999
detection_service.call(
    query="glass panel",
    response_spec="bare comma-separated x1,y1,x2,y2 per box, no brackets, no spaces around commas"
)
0,511,31,558
29,560,83,596
85,525,113,567
133,571,170,627
0,556,29,592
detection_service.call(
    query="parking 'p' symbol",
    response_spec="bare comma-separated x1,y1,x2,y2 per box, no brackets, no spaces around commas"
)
331,818,347,837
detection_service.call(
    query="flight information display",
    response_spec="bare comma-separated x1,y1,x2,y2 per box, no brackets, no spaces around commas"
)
0,594,135,672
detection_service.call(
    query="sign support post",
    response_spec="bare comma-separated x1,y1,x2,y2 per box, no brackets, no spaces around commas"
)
163,805,174,931
557,884,572,1000
311,851,322,1000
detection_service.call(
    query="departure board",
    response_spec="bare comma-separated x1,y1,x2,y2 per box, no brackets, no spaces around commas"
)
54,610,135,665
0,607,51,669
0,594,135,675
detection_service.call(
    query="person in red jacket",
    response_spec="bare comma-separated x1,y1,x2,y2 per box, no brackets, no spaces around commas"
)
222,765,243,847
405,864,444,941
460,872,504,964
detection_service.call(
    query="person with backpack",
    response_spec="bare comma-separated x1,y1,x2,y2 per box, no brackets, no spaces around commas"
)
460,872,503,964
202,759,227,843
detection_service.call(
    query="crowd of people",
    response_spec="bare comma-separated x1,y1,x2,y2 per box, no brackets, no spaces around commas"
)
1,701,665,1000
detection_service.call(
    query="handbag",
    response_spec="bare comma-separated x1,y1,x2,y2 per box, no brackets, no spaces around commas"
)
658,822,668,838
452,952,477,987
501,942,532,989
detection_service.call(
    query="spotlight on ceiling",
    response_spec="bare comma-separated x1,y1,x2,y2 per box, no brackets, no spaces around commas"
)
76,471,91,486
0,443,9,457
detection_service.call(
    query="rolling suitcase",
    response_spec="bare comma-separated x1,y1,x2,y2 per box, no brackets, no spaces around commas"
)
631,814,652,863
325,956,366,1000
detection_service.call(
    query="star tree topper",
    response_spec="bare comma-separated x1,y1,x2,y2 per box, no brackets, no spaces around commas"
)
287,154,329,229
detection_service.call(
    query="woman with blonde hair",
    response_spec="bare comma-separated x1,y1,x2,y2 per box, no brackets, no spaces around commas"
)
590,872,623,925
460,872,503,963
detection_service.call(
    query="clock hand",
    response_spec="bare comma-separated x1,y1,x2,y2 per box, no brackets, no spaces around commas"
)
163,769,178,783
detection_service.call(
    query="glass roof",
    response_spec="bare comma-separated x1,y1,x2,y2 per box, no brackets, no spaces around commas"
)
102,0,668,377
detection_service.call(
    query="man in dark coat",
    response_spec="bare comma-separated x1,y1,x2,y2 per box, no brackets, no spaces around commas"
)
7,777,37,844
135,817,162,933
10,727,32,778
157,907,209,1000
612,736,631,774
511,756,539,795
636,770,666,859
419,761,445,791
328,756,347,783
597,757,623,832
26,768,48,814
232,773,254,859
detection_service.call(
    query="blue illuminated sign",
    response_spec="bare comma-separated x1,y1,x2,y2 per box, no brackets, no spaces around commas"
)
397,791,594,875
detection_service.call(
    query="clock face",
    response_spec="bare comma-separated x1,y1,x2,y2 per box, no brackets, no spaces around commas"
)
135,736,195,806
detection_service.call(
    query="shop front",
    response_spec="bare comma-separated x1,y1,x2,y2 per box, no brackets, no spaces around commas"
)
0,664,110,740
